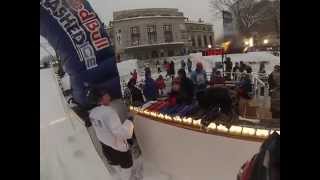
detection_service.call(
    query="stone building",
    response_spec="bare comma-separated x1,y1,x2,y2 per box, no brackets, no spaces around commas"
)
185,19,215,53
107,8,215,60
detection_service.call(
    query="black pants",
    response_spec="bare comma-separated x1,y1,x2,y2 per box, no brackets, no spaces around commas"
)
100,142,133,169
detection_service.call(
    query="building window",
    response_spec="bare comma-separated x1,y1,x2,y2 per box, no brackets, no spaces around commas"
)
203,35,208,47
116,29,121,45
168,50,174,56
151,50,158,58
147,25,157,43
130,26,140,46
197,35,202,47
209,35,213,46
163,24,173,42
191,36,195,47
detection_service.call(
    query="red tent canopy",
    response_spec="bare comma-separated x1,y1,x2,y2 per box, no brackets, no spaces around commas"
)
202,48,224,56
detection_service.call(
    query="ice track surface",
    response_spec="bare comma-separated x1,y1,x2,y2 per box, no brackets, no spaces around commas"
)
40,68,170,180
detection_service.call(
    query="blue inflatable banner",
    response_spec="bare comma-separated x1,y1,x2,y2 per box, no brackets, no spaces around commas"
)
40,0,121,107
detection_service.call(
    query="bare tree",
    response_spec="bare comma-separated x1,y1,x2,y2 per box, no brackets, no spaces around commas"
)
210,0,274,37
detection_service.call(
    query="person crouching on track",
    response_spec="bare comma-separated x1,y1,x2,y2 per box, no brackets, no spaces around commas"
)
89,88,134,180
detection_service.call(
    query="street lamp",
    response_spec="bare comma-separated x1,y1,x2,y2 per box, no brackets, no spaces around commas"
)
249,38,254,47
208,44,212,48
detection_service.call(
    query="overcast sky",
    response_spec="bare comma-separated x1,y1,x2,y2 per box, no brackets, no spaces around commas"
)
89,0,214,24
88,0,224,39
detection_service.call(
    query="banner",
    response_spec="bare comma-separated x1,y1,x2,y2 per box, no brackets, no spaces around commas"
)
40,0,121,107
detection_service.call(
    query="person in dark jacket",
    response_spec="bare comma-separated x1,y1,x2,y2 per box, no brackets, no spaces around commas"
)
143,69,158,101
169,60,175,77
232,62,240,80
155,75,166,96
181,59,186,70
268,65,280,119
177,68,194,104
239,61,246,73
187,58,192,73
167,77,191,106
126,78,144,106
164,60,170,78
130,69,138,81
191,62,207,94
156,60,161,73
167,77,181,106
210,70,225,87
237,73,252,99
197,87,233,116
224,57,233,80
246,64,253,74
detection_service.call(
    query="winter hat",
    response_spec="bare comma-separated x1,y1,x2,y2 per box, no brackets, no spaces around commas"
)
128,78,136,87
173,77,181,85
196,62,203,70
87,88,111,105
178,68,186,78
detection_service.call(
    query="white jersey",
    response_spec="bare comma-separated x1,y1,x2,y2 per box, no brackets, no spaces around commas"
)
89,105,134,152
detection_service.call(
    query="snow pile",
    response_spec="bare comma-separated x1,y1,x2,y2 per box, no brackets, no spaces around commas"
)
188,51,280,74
117,59,140,83
117,59,139,77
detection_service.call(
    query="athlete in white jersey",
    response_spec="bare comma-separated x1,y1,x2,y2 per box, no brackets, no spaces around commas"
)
89,89,134,180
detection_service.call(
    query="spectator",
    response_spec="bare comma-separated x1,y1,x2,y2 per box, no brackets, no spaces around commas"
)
224,57,233,80
187,58,192,73
210,67,217,83
167,78,181,106
164,60,170,78
191,62,207,93
181,59,186,70
177,68,194,104
232,62,240,80
89,88,134,179
155,75,166,96
246,64,253,74
268,65,280,119
169,60,175,78
239,61,246,73
126,78,144,106
236,73,252,99
258,62,268,80
210,71,225,86
156,60,161,73
259,62,266,74
143,69,158,101
144,64,149,73
130,69,138,81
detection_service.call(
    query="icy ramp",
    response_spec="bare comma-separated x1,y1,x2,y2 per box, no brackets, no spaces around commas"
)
40,68,112,180
40,68,171,180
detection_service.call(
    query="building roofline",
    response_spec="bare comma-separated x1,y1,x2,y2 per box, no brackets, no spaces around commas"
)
124,42,186,50
185,21,213,26
114,8,179,13
112,16,186,23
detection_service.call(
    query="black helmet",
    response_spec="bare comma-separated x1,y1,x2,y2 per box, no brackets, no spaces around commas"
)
87,88,110,105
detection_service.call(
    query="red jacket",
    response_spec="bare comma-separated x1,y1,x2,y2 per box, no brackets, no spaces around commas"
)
165,64,170,71
131,71,137,80
156,78,166,90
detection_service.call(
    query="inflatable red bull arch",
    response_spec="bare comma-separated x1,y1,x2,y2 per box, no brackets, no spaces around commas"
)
40,0,121,107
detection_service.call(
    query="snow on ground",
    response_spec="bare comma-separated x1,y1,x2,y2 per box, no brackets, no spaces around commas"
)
117,51,280,84
41,68,112,180
59,51,280,93
189,51,280,74
41,68,171,180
